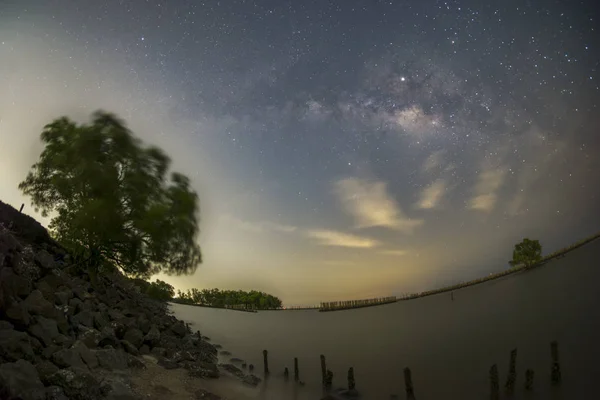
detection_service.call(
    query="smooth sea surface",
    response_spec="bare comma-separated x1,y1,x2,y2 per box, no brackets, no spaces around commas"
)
170,239,600,400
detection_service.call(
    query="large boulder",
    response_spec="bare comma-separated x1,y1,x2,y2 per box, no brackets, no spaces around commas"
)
123,327,144,348
23,289,55,318
0,267,31,302
170,321,188,338
95,348,128,371
72,341,99,369
45,386,69,400
28,315,60,347
144,325,160,346
34,249,56,271
4,300,31,327
51,347,88,371
0,359,46,400
46,368,104,400
0,328,35,362
35,360,60,385
72,310,94,328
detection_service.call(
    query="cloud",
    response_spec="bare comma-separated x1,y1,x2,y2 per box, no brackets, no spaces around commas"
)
469,168,506,212
379,249,408,256
417,179,447,209
220,214,297,234
333,177,424,232
306,229,380,248
422,150,447,173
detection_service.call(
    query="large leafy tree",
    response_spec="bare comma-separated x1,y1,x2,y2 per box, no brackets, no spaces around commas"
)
509,238,542,268
19,111,202,278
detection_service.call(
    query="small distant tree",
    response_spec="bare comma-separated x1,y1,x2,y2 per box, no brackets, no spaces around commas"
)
19,111,202,279
146,279,175,301
509,238,542,267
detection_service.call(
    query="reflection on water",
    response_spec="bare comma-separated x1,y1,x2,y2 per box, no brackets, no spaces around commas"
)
171,240,600,400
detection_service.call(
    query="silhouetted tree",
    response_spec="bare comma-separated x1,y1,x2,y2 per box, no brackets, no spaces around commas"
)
173,288,282,309
509,238,542,267
145,279,175,301
19,111,202,278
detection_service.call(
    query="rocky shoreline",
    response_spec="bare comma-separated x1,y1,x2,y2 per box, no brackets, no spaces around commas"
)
0,200,261,400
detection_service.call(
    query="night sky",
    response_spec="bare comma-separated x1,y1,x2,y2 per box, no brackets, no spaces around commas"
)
1,0,599,305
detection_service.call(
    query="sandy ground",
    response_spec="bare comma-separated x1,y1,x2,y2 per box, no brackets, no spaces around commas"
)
128,356,260,400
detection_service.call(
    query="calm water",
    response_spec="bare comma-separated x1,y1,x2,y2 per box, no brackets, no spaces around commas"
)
170,239,600,400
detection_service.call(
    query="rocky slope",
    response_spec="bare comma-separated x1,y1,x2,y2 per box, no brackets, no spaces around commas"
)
0,200,246,400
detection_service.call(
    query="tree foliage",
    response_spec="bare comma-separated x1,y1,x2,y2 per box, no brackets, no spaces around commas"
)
145,279,176,301
509,238,542,267
174,288,282,310
19,111,202,278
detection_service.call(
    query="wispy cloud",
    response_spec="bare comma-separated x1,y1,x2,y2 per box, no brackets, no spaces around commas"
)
422,150,447,173
221,214,297,234
416,179,447,209
333,177,424,233
306,229,380,248
469,168,506,212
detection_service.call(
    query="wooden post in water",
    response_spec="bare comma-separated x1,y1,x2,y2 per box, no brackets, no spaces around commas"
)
403,367,416,400
489,364,499,400
320,354,327,386
504,348,517,396
284,367,289,381
263,350,269,375
347,367,355,390
19,203,24,213
525,369,534,391
325,369,333,391
249,364,254,372
550,341,561,384
294,357,299,382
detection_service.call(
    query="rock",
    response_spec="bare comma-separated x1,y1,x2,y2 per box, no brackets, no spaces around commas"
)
0,359,46,400
170,321,187,338
69,297,83,313
28,315,60,347
126,354,146,369
95,348,128,371
120,340,140,356
101,378,140,400
72,310,94,328
194,389,222,399
54,311,70,335
144,326,160,346
123,327,144,348
93,311,109,330
108,309,125,321
54,334,73,347
5,300,31,327
139,344,150,355
188,362,220,379
0,328,35,362
23,289,55,318
42,345,61,360
35,360,59,385
46,368,104,400
157,357,180,370
97,327,120,348
242,374,262,387
0,320,14,330
34,249,55,271
220,363,244,378
137,316,151,334
55,291,71,306
0,263,31,299
72,341,98,369
51,347,88,371
150,347,167,357
45,385,69,400
78,327,103,349
34,280,55,303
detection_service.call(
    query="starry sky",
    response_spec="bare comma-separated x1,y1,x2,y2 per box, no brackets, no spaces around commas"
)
1,0,599,306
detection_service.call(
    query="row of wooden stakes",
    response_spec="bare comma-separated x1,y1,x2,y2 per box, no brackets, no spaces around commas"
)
258,341,562,399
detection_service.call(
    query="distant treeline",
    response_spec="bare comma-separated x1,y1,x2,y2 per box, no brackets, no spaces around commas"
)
172,288,283,310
